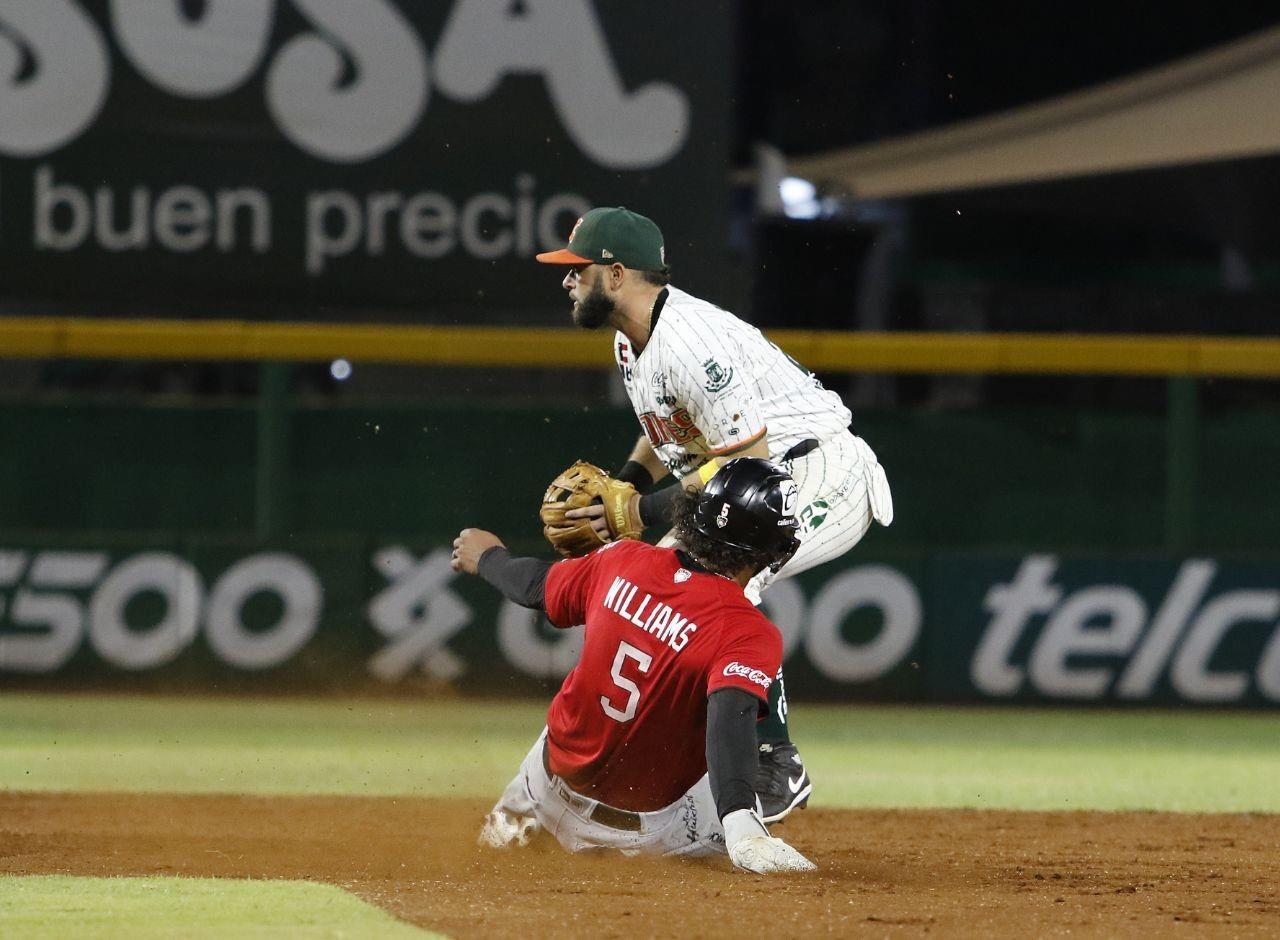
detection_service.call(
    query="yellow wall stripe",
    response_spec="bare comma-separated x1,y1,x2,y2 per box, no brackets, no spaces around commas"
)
1,317,1278,377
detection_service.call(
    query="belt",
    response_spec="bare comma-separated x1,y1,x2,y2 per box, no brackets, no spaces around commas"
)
542,740,643,832
781,438,820,462
587,801,644,832
781,423,857,463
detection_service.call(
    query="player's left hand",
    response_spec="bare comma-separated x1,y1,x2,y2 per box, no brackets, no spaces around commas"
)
722,808,817,874
451,528,505,574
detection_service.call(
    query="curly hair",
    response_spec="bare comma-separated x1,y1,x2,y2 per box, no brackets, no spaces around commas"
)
670,486,773,578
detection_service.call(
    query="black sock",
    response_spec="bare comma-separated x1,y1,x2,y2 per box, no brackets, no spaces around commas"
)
755,669,792,745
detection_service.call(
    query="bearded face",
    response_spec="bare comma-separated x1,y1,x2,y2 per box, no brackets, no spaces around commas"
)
571,275,616,329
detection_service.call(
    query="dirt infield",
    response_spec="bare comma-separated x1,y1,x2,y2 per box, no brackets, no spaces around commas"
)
3,792,1279,937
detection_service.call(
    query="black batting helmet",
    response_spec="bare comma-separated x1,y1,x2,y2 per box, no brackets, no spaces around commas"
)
692,458,802,573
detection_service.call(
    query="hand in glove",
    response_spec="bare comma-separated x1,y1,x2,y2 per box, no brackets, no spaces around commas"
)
540,460,643,558
722,808,817,874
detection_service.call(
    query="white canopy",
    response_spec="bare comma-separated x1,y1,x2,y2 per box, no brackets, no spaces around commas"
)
786,26,1280,199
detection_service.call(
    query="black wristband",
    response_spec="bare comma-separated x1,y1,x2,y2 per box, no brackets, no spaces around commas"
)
638,484,680,528
615,460,655,493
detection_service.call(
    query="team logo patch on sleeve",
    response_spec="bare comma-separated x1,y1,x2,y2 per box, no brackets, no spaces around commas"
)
702,358,734,393
723,662,773,688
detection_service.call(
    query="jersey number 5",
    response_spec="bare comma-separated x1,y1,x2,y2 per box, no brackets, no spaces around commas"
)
600,641,653,723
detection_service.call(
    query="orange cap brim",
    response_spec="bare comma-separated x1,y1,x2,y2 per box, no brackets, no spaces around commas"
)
535,248,593,265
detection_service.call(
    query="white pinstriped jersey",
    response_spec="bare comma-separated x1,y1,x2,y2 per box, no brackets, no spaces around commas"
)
614,287,852,478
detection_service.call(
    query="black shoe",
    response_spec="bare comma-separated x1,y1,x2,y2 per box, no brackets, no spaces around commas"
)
754,742,812,824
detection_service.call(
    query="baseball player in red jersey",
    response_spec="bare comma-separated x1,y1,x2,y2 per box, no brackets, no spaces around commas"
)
451,458,816,872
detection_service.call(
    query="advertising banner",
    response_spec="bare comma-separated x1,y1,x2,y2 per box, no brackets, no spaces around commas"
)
4,539,1276,706
0,538,923,698
931,554,1280,706
0,2,733,314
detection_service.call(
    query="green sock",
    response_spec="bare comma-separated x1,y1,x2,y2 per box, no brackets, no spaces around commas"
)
756,669,792,745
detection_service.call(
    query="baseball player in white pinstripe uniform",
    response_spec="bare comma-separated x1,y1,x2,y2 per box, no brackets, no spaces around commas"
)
536,206,893,822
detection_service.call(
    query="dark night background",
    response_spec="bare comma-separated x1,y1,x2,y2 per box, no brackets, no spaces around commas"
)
20,2,1280,398
4,2,1280,699
737,3,1280,349
737,2,1280,156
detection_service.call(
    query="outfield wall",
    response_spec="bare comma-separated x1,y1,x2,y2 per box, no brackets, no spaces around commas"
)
4,400,1279,550
2,399,1278,703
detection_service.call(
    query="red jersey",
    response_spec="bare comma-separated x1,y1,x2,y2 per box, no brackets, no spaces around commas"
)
542,540,782,812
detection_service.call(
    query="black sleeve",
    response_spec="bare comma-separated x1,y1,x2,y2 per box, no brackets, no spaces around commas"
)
638,482,682,528
475,547,552,610
706,687,763,820
615,459,655,493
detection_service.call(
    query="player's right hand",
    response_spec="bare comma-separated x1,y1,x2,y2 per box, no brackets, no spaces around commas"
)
451,528,504,575
722,808,817,874
562,501,613,540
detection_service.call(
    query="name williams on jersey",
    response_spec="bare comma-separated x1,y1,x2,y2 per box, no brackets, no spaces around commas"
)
602,575,698,652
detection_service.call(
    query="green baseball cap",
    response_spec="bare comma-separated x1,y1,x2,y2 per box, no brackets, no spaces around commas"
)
536,207,667,272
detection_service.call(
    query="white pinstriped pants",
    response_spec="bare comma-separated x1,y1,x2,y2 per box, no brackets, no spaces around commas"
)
656,429,893,603
745,429,893,603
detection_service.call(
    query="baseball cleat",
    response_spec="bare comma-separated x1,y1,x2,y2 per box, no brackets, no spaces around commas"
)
478,809,541,849
753,742,812,824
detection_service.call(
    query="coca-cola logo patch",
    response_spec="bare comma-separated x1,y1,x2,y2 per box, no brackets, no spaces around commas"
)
723,661,772,689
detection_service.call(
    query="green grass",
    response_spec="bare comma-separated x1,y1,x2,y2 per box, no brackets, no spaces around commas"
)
2,694,1279,812
0,694,537,799
801,706,1280,812
0,875,439,939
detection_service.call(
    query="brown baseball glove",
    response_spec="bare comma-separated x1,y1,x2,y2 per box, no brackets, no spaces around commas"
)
541,460,644,558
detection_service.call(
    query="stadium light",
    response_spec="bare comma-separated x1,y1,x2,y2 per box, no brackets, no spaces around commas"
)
779,176,821,219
